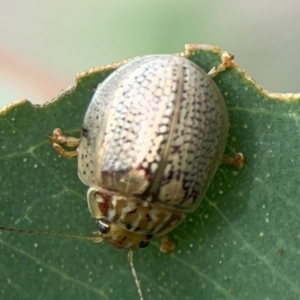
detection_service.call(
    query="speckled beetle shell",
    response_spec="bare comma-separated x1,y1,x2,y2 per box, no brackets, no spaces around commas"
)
78,55,228,250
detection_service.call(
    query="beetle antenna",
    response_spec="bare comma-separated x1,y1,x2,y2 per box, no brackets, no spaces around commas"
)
128,250,144,300
0,226,101,242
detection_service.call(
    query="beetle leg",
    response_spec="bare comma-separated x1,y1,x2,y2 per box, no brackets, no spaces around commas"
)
222,152,246,169
49,128,80,158
208,52,235,78
49,128,80,147
159,235,175,253
51,143,78,158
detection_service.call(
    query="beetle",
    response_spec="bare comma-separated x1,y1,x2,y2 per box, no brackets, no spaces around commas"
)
48,52,244,299
1,50,245,300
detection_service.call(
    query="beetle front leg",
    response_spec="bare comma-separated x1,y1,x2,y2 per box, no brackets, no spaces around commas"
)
49,128,79,158
159,235,175,253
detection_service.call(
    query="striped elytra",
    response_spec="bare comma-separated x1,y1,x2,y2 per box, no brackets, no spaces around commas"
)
77,54,229,251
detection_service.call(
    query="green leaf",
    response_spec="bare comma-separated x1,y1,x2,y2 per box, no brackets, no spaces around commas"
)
1,45,300,300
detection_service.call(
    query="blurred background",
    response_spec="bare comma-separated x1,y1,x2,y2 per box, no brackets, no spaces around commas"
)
0,0,299,107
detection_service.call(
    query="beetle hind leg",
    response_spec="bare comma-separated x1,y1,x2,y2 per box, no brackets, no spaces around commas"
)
208,52,235,77
49,128,79,158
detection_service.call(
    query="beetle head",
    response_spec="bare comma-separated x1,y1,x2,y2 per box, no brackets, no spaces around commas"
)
95,218,152,250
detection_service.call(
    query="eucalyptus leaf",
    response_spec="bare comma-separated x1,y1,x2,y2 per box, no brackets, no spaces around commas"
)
1,45,300,300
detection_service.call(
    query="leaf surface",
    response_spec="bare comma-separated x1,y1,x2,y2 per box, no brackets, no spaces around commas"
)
1,45,300,300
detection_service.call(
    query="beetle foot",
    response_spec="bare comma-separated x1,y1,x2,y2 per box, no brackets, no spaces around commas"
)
222,152,246,169
159,235,175,253
49,128,79,158
208,52,235,77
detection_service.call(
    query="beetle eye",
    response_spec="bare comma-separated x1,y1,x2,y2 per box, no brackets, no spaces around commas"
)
139,240,150,248
97,218,110,234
